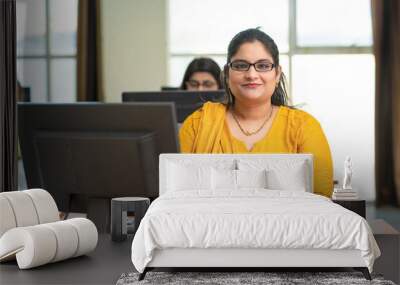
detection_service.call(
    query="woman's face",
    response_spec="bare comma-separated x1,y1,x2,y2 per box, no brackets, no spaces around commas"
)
186,72,219,91
228,40,281,104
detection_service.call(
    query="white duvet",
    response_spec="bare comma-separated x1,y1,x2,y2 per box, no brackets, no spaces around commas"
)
131,190,380,273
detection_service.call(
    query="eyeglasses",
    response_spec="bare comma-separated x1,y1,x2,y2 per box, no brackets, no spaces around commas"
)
229,60,275,72
186,80,217,89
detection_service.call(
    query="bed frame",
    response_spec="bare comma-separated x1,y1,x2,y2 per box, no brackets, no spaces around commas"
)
138,154,372,281
140,248,370,280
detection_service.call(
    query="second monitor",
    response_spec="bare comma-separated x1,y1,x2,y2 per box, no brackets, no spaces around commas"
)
122,90,226,123
18,102,179,213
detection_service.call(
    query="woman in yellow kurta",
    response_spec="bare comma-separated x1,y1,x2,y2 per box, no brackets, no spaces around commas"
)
179,28,333,198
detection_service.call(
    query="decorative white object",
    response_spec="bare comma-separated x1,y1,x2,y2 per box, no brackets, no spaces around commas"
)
332,190,358,200
343,156,353,190
0,189,98,269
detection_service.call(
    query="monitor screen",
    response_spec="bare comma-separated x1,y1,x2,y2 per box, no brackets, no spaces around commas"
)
18,102,179,213
122,90,226,123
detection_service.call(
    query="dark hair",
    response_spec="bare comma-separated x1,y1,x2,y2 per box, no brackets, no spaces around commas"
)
180,57,222,90
222,28,289,106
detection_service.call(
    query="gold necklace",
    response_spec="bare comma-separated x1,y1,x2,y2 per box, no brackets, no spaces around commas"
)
231,106,274,136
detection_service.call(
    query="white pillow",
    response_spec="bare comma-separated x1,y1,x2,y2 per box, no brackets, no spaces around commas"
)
211,168,236,190
266,167,306,191
166,158,236,170
238,159,308,191
167,162,212,191
211,169,268,190
236,169,267,189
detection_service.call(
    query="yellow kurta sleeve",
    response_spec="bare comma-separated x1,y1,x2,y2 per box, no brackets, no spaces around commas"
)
179,109,202,153
298,115,333,198
179,102,227,153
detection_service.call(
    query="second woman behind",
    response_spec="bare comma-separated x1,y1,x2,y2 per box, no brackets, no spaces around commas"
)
180,57,222,91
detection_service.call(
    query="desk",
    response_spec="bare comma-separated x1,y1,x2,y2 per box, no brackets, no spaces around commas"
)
0,234,133,285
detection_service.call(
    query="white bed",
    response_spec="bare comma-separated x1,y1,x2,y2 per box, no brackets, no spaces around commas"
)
131,154,380,280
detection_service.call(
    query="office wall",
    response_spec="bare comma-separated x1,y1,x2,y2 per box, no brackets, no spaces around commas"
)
100,0,167,102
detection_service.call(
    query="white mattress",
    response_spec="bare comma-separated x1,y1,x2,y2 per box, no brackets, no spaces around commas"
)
131,190,380,273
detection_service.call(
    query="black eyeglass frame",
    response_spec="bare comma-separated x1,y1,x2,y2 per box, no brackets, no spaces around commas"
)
228,60,276,72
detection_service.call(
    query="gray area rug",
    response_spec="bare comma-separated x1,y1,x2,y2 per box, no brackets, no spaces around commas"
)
117,271,396,285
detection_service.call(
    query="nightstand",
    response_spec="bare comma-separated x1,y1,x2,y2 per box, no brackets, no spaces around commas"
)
332,199,366,218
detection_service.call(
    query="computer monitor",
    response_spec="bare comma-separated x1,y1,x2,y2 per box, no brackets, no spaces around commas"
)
18,102,179,214
122,90,226,123
160,86,180,91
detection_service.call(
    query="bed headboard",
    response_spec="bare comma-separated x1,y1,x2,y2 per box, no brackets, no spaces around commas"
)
159,153,314,195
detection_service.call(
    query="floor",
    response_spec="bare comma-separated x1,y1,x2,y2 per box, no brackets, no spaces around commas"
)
0,234,134,285
366,203,400,231
17,160,400,231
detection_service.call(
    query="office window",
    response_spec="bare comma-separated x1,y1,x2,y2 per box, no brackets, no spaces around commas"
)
168,0,289,86
168,0,375,200
296,0,372,47
16,0,78,102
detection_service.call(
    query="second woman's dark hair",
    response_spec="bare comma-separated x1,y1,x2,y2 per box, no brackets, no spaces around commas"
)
222,28,289,106
180,57,222,90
